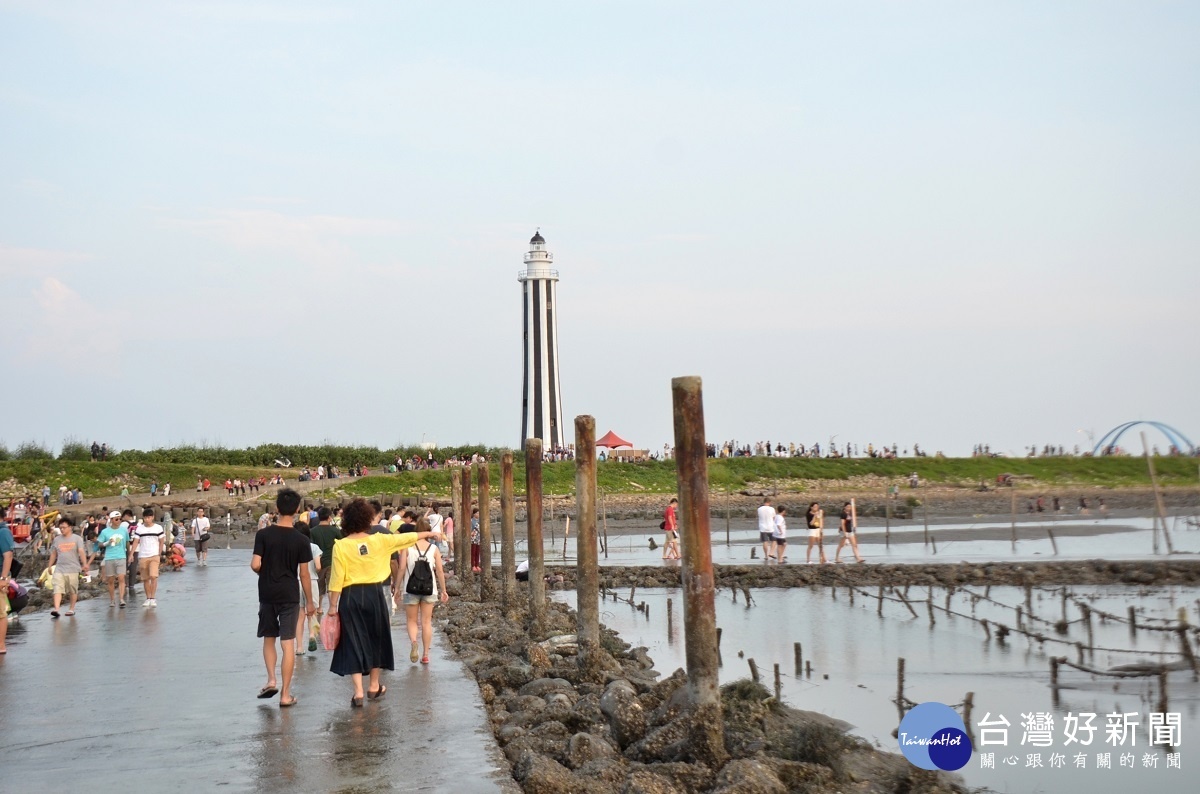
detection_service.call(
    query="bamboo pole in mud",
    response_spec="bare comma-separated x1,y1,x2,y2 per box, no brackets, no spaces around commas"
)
896,658,906,720
601,489,609,559
671,376,727,764
1142,431,1175,553
450,471,462,570
1010,489,1017,551
574,416,601,677
459,467,473,586
884,489,891,547
794,642,802,675
477,462,493,601
923,497,930,547
725,487,731,546
525,440,546,631
500,453,516,615
774,663,782,701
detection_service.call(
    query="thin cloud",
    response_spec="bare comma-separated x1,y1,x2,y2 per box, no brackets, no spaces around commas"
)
0,245,93,275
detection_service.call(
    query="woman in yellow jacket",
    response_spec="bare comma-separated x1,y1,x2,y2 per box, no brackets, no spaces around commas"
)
328,498,444,706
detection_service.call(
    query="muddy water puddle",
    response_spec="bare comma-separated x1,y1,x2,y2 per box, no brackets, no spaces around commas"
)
557,584,1200,792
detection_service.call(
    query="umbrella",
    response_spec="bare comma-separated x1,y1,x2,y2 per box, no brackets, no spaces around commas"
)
596,431,632,449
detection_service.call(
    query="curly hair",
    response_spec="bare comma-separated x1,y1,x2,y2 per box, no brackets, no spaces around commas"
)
341,498,375,533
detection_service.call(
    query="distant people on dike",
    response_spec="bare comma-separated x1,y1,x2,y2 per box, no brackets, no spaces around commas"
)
835,502,864,564
251,488,315,708
805,502,826,564
756,497,776,562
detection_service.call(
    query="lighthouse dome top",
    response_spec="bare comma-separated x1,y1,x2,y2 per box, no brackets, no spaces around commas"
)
530,230,545,244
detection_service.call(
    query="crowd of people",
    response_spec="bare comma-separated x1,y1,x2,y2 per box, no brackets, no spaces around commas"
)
698,441,933,459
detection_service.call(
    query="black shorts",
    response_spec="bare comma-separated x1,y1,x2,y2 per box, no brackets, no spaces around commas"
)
760,531,773,543
774,537,787,546
258,601,299,640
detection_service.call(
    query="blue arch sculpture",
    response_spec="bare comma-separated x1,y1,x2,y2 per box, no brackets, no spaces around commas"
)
1093,421,1195,456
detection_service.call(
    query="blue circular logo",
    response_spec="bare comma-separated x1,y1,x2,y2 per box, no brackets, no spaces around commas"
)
897,702,972,770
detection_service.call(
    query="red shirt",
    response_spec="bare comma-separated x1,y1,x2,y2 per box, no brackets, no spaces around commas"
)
664,504,677,531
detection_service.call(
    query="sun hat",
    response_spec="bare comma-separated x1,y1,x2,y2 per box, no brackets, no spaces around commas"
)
108,511,122,519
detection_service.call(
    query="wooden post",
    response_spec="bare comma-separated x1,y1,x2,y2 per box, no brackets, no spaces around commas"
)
878,584,885,616
1050,656,1059,689
574,416,601,678
896,657,906,720
478,462,493,600
773,663,782,701
748,657,760,682
1142,431,1175,553
1158,669,1169,716
500,452,516,616
805,660,812,677
896,589,919,619
794,642,802,675
562,516,570,560
460,466,473,586
671,376,728,764
981,618,991,640
884,488,891,547
1081,604,1094,652
725,486,731,546
450,472,462,571
1046,523,1058,555
927,598,936,627
962,692,976,748
667,597,674,635
525,439,546,632
922,497,930,547
1177,626,1199,681
1128,605,1137,636
1010,488,1017,551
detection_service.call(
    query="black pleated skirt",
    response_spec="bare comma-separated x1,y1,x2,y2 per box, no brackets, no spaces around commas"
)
330,582,394,676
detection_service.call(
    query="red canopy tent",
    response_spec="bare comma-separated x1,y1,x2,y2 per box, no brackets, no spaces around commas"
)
596,430,632,449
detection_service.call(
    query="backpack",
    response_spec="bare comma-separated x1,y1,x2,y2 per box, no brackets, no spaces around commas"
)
406,542,434,596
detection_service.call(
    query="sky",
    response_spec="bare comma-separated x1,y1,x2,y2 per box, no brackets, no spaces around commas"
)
1,1,1198,458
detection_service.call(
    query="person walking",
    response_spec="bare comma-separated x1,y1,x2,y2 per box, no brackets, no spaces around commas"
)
0,518,12,653
470,507,481,572
772,506,788,563
835,501,864,563
662,498,680,560
310,507,341,614
191,508,211,567
396,532,449,665
250,489,315,708
295,524,322,657
327,498,443,706
130,508,165,607
48,516,88,618
97,511,129,608
757,497,777,562
804,502,826,564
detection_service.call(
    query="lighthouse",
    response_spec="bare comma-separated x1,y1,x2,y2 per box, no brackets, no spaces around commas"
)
519,230,565,451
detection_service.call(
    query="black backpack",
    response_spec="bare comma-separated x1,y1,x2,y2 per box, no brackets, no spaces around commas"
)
406,543,434,596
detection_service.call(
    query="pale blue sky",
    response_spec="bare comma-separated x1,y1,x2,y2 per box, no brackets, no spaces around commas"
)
1,1,1197,456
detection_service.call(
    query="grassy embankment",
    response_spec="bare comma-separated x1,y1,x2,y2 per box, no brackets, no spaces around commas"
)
2,456,1197,501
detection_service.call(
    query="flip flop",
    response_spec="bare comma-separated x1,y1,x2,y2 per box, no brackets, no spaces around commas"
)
65,611,75,617
368,685,387,700
279,697,298,708
257,685,279,699
51,611,60,618
351,696,364,707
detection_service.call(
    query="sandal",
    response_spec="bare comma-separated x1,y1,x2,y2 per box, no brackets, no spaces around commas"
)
410,642,419,663
280,697,298,708
368,685,387,700
257,685,279,699
421,655,429,665
351,696,364,708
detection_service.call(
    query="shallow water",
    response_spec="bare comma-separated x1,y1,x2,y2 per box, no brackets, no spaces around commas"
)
528,514,1200,567
556,584,1200,793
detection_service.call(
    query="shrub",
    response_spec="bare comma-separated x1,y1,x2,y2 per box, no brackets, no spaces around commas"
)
0,443,9,461
59,437,91,461
15,441,53,460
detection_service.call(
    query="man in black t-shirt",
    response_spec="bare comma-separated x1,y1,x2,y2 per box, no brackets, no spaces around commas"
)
250,488,315,708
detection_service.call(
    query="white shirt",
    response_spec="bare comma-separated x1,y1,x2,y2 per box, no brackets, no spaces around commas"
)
772,514,786,539
133,523,165,557
427,513,443,534
757,504,777,533
516,559,530,575
191,516,211,539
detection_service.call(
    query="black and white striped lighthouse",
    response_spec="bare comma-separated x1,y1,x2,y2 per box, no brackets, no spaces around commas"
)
519,230,565,450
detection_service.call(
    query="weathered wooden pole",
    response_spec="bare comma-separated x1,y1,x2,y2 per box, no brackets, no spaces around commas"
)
672,376,728,765
725,486,731,545
500,452,516,615
923,497,930,548
525,439,546,631
1010,488,1017,551
601,488,609,559
574,415,602,678
774,663,782,701
450,469,463,570
1142,431,1175,553
896,657,906,720
747,657,760,682
884,488,891,547
459,466,473,586
477,461,493,601
794,642,802,675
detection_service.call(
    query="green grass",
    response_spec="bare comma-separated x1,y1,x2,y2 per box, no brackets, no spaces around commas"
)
2,455,1197,501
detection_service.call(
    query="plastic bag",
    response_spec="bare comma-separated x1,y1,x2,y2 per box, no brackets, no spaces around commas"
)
320,612,341,650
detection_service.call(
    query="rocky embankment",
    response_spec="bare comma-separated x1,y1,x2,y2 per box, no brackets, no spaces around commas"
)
439,581,965,794
544,559,1200,591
